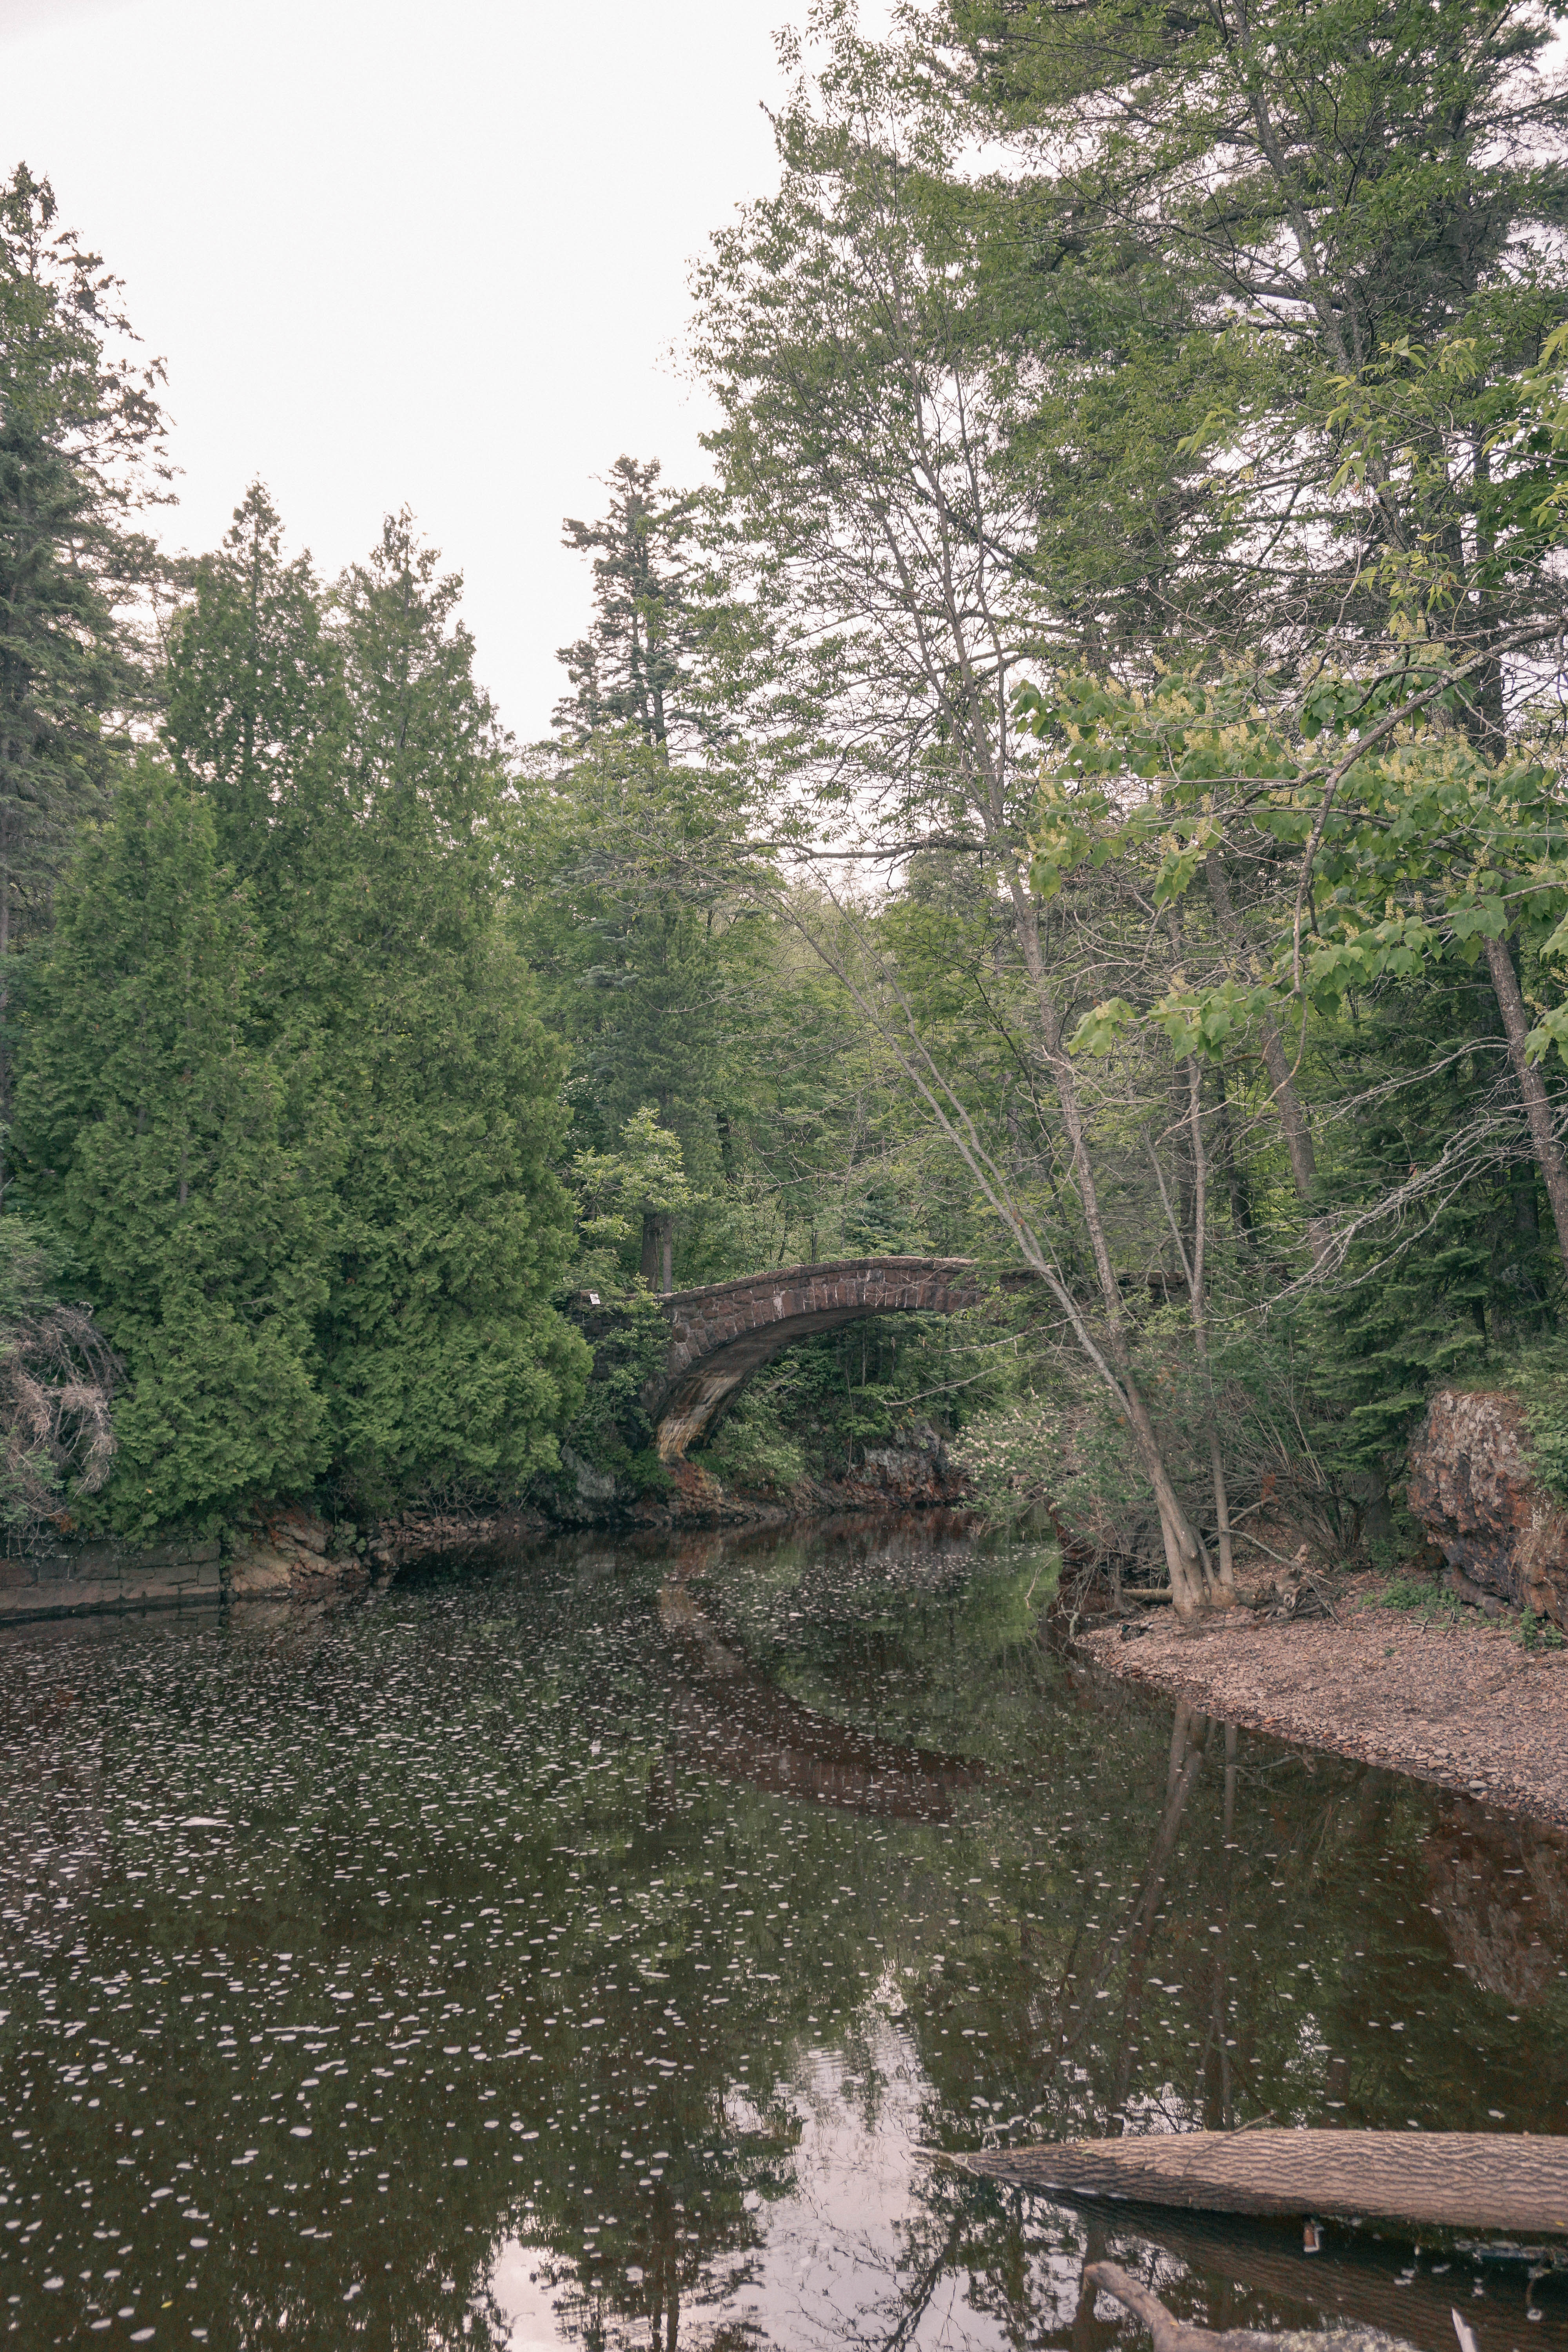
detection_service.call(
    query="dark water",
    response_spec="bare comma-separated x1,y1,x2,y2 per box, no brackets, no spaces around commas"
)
3,1514,1568,2352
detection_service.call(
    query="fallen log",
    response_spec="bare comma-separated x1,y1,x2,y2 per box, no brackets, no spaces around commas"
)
956,2131,1568,2236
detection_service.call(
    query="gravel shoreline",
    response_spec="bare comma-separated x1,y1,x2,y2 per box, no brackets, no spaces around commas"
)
1075,1590,1568,1825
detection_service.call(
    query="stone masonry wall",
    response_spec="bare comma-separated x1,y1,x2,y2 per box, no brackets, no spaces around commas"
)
647,1256,978,1456
0,1507,370,1628
0,1538,226,1626
654,1258,978,1396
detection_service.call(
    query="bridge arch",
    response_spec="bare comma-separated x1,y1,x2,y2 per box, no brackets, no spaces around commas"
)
644,1255,978,1459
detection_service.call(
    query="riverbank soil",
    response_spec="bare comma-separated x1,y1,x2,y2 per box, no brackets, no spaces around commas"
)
1076,1575,1568,1824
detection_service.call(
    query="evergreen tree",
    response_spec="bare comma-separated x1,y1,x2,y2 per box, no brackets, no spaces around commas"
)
12,757,332,1535
514,732,774,1287
163,498,590,1510
554,457,729,755
949,0,1568,711
318,515,587,1507
0,165,168,1144
165,481,349,895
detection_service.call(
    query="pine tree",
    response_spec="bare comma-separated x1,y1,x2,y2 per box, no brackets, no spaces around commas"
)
12,757,332,1535
949,0,1568,706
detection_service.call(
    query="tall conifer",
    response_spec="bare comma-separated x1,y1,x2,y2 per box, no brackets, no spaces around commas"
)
0,166,168,1151
165,482,349,896
320,516,587,1505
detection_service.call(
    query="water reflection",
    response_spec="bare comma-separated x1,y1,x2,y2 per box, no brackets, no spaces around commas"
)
1426,1795,1568,2007
659,1578,980,1820
0,1515,1565,2351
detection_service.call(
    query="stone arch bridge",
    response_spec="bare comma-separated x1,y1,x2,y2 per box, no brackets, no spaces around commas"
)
644,1256,978,1459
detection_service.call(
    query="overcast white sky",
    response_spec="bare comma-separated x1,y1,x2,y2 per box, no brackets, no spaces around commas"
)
0,0,794,739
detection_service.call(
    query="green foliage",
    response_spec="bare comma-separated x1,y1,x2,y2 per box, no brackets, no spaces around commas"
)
699,1381,809,1493
622,1446,674,1497
954,0,1568,675
556,1287,670,1483
267,514,589,1512
1294,976,1530,1471
1508,1335,1568,1500
14,758,331,1536
0,166,168,1157
1517,1604,1564,1649
513,730,774,1287
555,455,735,755
1376,1575,1461,1624
15,22,1568,1570
165,480,350,894
9,506,590,1535
570,1103,707,1287
953,1392,1121,1541
696,1305,994,1493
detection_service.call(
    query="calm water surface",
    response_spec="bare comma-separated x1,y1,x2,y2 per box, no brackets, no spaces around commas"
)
3,1513,1568,2352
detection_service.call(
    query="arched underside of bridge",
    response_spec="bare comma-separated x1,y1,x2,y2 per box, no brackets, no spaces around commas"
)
644,1256,977,1460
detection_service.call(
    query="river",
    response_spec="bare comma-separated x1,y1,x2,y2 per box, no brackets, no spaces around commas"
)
2,1512,1567,2351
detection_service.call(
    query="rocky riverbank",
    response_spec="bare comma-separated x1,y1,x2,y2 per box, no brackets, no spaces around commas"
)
627,1428,972,1531
1077,1582,1568,1824
1069,1379,1568,1824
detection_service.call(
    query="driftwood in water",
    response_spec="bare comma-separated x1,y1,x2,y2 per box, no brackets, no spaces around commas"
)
1108,2203,1555,2352
1085,2261,1418,2352
960,2131,1568,2236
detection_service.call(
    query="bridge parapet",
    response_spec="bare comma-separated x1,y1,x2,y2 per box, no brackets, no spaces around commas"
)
644,1255,978,1460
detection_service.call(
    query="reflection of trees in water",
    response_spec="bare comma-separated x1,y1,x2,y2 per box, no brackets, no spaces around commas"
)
12,1520,1568,2352
1091,2205,1568,2352
1425,1796,1568,2009
847,1681,1568,2352
528,2174,769,2352
659,1579,982,1822
521,1544,1568,2351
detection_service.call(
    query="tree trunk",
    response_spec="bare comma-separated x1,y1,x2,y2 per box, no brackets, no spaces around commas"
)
1483,932,1568,1263
1212,1064,1254,1243
1008,878,1220,1615
641,1210,675,1294
960,2129,1568,2235
1186,1060,1234,1588
1151,1060,1236,1593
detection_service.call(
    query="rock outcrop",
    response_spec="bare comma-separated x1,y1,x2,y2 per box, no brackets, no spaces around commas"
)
1407,1388,1568,1625
228,1506,368,1602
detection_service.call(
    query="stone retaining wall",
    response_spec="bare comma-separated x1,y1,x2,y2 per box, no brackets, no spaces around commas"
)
0,1538,226,1626
0,1507,373,1628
